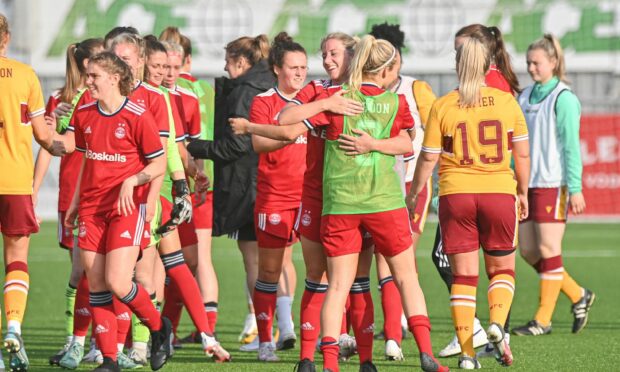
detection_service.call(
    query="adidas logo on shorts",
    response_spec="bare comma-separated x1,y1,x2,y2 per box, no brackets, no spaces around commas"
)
95,324,109,334
120,230,132,239
256,312,270,321
301,322,314,331
85,126,92,134
117,312,131,321
75,307,90,316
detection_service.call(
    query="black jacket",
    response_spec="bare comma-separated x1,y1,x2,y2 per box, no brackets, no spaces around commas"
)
187,60,275,236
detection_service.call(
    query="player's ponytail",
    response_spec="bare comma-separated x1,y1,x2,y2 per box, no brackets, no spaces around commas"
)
347,35,396,93
89,52,134,97
61,38,103,104
226,34,270,67
488,26,520,94
528,33,569,84
456,37,490,108
456,24,520,94
0,13,9,52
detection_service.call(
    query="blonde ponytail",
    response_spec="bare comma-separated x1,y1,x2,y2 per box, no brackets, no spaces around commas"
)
456,37,490,108
347,35,396,93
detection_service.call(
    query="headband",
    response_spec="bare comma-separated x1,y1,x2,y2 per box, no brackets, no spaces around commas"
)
367,45,396,73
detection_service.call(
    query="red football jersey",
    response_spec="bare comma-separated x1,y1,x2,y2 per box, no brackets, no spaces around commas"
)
174,85,201,139
179,72,197,83
130,81,170,138
486,65,513,95
167,88,188,142
47,90,96,211
250,88,307,211
291,79,338,203
71,98,164,216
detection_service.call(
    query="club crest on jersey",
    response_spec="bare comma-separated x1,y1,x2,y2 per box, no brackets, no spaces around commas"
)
269,213,281,225
301,213,311,227
115,123,126,139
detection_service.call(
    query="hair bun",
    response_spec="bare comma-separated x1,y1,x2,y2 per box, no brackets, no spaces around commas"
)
273,31,293,44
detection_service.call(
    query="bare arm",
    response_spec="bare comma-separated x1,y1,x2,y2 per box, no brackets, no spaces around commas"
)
252,134,292,153
177,142,190,176
406,151,440,218
32,115,75,155
230,117,308,141
118,155,167,216
512,139,531,220
33,148,53,207
278,91,363,126
64,155,86,229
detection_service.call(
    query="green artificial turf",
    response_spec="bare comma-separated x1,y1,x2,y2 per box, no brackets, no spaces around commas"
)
10,222,620,371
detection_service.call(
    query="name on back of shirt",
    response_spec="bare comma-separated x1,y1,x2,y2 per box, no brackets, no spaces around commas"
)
0,68,13,78
481,96,495,107
365,100,390,114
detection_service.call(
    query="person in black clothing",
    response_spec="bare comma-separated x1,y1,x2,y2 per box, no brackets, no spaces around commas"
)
187,34,276,344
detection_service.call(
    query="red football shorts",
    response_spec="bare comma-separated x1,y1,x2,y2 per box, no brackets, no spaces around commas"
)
405,179,432,234
438,193,518,255
298,196,322,243
255,208,300,249
0,195,38,236
523,186,569,223
192,191,213,229
178,219,198,247
320,208,412,258
58,210,75,250
160,196,173,224
78,204,149,254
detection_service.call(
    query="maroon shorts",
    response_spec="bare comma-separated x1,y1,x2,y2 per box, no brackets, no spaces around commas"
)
405,179,432,234
298,197,322,243
523,186,569,223
321,208,412,258
438,193,518,254
192,191,213,229
78,204,149,254
255,208,300,249
0,195,38,236
58,211,75,250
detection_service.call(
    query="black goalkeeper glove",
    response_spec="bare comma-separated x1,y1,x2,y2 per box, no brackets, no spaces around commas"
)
172,179,192,224
155,179,192,235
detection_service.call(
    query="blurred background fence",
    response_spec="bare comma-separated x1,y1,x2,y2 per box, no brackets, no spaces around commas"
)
2,0,618,219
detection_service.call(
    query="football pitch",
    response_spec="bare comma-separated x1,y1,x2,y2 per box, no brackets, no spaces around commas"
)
13,221,620,371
